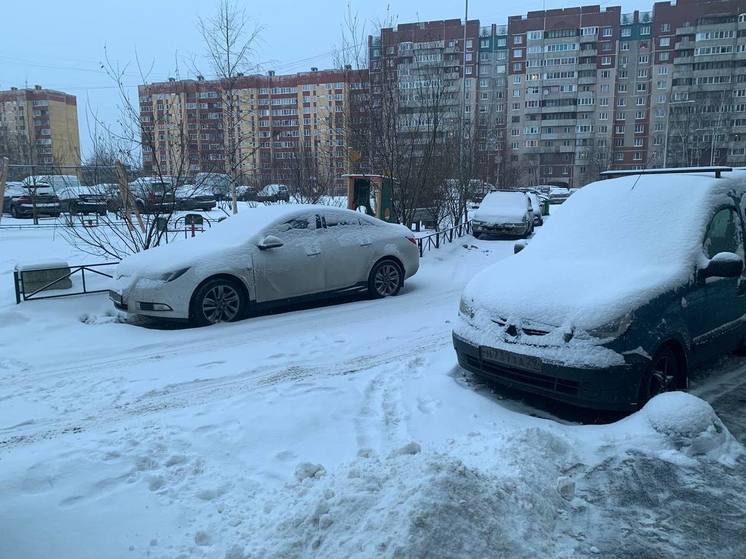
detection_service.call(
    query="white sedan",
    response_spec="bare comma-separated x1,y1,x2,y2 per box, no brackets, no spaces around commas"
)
110,205,420,325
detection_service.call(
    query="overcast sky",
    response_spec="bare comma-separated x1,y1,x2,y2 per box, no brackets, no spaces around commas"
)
1,0,654,158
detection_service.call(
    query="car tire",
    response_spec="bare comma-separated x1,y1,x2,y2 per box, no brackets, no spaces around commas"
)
368,259,403,299
638,345,680,406
473,232,481,240
191,277,247,326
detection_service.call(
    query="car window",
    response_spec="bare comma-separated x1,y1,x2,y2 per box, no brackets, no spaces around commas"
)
704,208,743,259
273,216,313,233
321,212,359,228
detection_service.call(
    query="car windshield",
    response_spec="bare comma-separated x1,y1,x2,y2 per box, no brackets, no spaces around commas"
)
526,174,722,266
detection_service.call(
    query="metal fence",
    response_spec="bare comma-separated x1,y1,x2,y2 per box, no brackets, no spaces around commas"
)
14,262,118,304
416,221,472,257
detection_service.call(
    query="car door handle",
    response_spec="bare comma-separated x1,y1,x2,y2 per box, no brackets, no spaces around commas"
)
360,241,371,247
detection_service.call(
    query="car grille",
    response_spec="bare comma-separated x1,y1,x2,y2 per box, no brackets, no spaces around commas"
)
491,318,551,337
466,355,579,395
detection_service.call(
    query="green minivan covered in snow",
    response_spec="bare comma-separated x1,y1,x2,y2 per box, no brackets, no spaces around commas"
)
454,167,746,411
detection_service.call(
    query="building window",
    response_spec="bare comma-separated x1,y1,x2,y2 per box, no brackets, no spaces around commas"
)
513,48,523,57
661,23,671,32
621,27,632,38
466,39,473,49
659,37,670,47
601,56,612,65
602,27,613,37
640,26,650,35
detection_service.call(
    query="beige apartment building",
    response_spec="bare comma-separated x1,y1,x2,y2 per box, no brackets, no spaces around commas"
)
0,85,80,168
139,67,368,190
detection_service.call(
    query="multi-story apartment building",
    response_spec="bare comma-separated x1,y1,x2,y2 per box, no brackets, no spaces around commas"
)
0,85,80,168
655,0,746,170
368,0,746,187
139,67,368,191
505,5,622,186
139,1,746,191
368,20,483,181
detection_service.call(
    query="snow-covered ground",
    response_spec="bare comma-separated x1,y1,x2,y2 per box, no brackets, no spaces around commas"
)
1,221,745,559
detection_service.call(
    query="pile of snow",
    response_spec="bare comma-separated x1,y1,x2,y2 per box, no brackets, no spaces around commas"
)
462,171,746,331
473,191,529,223
247,437,576,559
234,394,742,559
630,392,740,462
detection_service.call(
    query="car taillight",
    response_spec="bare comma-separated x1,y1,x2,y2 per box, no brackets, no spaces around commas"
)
406,236,417,246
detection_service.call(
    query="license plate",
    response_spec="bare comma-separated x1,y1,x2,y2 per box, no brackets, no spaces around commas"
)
480,346,542,373
109,290,123,305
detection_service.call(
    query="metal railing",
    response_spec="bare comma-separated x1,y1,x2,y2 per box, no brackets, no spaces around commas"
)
14,262,118,304
416,220,472,257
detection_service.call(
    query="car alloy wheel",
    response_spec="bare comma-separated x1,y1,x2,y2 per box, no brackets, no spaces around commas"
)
201,283,241,323
371,261,402,298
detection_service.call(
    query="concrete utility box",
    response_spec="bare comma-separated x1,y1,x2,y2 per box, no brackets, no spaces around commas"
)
16,261,72,295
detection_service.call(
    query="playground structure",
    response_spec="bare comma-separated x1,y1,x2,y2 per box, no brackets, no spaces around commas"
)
343,174,397,223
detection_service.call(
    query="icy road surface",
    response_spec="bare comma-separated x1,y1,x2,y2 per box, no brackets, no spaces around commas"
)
0,224,745,559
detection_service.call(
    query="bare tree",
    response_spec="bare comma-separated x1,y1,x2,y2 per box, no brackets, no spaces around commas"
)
333,2,367,71
198,0,262,214
60,50,195,260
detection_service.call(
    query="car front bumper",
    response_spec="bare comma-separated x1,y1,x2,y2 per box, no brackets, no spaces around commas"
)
109,277,191,320
16,203,61,216
473,222,530,236
71,201,107,213
453,332,642,411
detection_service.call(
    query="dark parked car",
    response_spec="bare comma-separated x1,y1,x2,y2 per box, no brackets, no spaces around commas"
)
57,186,108,215
257,184,290,202
176,185,217,211
3,181,61,218
130,179,177,214
454,167,746,411
236,185,258,201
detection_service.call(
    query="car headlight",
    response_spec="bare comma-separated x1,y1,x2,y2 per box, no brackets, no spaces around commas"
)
459,297,475,320
159,267,190,282
587,312,633,340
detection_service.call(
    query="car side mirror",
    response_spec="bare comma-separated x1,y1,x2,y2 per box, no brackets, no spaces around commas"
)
514,241,526,254
257,235,284,250
700,252,743,280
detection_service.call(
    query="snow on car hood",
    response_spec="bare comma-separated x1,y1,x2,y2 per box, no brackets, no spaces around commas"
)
115,204,325,278
463,172,742,332
473,192,528,223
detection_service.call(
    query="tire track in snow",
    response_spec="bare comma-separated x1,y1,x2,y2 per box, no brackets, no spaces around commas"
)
0,332,450,451
4,284,462,387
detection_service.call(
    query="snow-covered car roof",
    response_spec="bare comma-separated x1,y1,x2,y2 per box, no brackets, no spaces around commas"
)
23,175,80,188
473,191,528,222
117,204,333,276
463,170,746,331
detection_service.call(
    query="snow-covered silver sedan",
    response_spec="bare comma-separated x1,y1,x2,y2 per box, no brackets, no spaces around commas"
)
110,205,420,325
